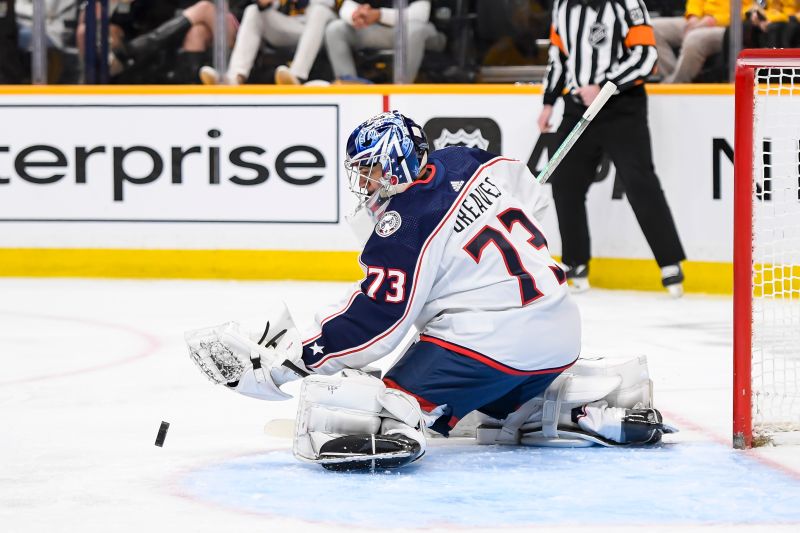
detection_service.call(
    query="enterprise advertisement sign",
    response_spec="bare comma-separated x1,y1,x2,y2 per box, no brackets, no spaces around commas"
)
0,103,339,223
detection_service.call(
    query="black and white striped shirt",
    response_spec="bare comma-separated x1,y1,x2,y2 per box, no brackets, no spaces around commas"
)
543,0,658,105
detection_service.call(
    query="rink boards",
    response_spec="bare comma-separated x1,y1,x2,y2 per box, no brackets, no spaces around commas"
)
0,84,742,293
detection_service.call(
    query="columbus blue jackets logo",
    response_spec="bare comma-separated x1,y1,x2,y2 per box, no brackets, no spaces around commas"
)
376,211,402,237
589,23,607,48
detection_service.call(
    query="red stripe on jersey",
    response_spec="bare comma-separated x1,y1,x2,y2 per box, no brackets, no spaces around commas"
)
405,163,437,190
383,377,439,413
419,335,578,376
309,157,516,369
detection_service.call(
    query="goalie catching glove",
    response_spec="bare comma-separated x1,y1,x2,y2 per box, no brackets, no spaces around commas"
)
293,370,427,472
184,302,307,401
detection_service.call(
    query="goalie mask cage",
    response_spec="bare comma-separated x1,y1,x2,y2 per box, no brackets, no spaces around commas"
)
734,49,800,449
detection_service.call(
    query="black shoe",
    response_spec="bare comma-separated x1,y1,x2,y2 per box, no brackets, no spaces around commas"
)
113,15,192,67
565,264,590,292
172,50,206,84
660,264,684,298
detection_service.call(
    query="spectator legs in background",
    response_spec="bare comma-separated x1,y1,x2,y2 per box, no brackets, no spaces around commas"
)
112,16,192,73
786,18,800,47
221,3,303,85
763,21,790,48
652,17,685,81
768,22,788,48
182,0,237,50
404,22,438,81
278,1,337,84
665,26,725,83
324,19,437,82
324,20,362,80
0,0,24,83
79,2,124,78
180,0,237,84
110,0,240,84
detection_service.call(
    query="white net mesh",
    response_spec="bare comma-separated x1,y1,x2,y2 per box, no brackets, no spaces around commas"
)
752,66,800,436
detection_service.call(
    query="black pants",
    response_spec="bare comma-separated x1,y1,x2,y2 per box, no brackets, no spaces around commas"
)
0,0,24,83
550,87,686,268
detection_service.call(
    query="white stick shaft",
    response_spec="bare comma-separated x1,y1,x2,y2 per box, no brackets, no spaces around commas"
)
583,81,617,120
264,418,295,438
535,81,617,185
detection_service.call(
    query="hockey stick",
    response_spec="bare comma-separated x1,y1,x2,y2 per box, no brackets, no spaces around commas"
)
535,81,617,185
262,360,306,439
264,418,296,438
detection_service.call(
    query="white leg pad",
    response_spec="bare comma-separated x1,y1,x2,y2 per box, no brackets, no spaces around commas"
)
476,355,654,446
293,370,426,463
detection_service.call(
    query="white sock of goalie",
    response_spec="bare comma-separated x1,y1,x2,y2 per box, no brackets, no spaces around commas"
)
571,400,625,443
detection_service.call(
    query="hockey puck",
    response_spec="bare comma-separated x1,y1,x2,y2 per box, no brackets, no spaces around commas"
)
155,421,170,447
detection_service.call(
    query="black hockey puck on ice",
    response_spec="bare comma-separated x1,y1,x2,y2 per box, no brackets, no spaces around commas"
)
155,421,170,447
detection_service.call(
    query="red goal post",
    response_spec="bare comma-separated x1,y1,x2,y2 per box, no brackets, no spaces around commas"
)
734,49,800,449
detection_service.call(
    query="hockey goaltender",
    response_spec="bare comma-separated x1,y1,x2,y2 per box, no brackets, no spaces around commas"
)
185,111,676,472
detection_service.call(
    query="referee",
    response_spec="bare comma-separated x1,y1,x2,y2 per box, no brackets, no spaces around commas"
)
538,0,686,297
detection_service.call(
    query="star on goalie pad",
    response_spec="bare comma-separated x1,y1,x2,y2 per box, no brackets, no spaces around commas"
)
309,343,324,356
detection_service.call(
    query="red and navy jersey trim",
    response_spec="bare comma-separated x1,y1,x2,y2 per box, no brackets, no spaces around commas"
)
383,377,440,413
418,335,578,376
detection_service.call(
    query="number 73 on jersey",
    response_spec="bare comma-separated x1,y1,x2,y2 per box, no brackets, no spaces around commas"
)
463,207,565,305
363,207,564,306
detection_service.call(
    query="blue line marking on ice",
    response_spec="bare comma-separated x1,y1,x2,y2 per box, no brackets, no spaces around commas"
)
182,443,800,527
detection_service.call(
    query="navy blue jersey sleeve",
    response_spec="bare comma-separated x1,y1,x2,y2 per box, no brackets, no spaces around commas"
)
301,196,448,373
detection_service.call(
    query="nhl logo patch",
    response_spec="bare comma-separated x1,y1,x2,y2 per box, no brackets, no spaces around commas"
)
376,211,402,237
589,23,607,48
433,128,490,150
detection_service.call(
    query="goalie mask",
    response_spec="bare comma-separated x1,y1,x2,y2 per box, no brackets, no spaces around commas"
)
344,111,429,245
344,111,428,207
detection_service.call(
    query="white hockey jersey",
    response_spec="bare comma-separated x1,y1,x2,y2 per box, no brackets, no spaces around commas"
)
301,147,581,375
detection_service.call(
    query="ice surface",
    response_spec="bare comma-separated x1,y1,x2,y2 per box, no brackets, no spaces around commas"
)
184,442,800,527
1,278,799,532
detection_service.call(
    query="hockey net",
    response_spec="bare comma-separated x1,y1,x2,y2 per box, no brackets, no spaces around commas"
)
734,49,800,448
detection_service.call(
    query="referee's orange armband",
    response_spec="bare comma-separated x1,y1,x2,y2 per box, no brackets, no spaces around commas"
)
550,25,568,56
624,25,656,48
